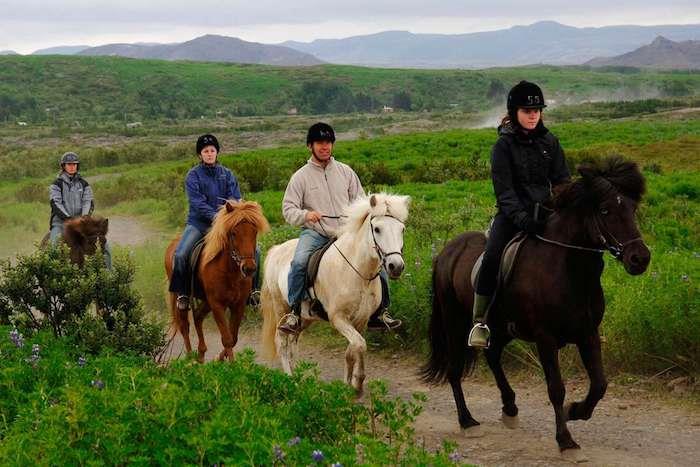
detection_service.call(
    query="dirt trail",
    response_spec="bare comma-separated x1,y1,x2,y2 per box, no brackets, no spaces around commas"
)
167,322,700,467
106,215,161,247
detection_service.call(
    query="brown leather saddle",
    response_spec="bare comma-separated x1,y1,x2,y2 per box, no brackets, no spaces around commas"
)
471,231,527,291
188,238,207,300
303,238,337,321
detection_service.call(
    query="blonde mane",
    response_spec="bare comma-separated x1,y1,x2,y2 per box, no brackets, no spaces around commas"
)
201,200,270,265
338,193,410,236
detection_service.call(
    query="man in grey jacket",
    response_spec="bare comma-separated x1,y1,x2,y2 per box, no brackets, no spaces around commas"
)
278,122,401,334
49,152,112,268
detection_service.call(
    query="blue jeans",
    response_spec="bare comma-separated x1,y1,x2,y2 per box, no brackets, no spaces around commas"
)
169,224,204,295
287,228,390,309
50,223,113,270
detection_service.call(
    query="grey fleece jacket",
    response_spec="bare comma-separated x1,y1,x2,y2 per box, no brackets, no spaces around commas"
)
49,172,94,228
282,157,365,237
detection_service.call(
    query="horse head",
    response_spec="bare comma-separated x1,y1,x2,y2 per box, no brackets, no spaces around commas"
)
554,156,650,275
202,200,270,277
63,215,109,265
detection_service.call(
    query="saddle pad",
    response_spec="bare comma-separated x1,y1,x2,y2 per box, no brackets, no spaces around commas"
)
471,232,527,290
306,238,337,289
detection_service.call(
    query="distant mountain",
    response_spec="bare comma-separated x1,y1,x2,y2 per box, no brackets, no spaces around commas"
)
78,34,323,66
0,50,19,55
282,21,700,68
32,45,90,55
586,36,700,69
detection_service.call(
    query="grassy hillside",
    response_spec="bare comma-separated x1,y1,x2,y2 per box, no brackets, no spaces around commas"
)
1,55,699,122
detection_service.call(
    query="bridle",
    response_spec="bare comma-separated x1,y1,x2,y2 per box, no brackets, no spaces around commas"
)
320,213,405,282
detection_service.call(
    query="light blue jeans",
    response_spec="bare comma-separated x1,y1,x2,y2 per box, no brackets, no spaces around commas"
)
287,228,390,309
50,223,113,270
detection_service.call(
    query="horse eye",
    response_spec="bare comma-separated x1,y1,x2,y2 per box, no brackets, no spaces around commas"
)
600,208,609,215
374,227,380,234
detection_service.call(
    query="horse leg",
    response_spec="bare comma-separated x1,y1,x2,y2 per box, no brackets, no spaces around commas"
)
210,303,235,361
332,316,367,396
485,336,519,423
566,333,607,422
445,337,479,428
536,338,579,451
225,301,246,359
178,308,192,354
193,303,209,363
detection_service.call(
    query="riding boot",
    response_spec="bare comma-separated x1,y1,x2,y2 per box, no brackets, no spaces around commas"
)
467,293,491,348
278,302,303,335
367,307,402,330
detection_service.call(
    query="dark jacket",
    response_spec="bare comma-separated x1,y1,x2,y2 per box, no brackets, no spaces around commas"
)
185,163,241,233
491,122,570,231
49,172,93,228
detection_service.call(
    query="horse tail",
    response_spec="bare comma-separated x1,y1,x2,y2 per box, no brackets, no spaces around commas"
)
260,278,279,361
420,236,477,385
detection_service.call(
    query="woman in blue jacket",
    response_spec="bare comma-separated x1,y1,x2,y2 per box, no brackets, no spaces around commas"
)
169,134,243,311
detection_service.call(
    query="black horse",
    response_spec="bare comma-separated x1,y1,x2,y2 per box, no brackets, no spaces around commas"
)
421,156,650,451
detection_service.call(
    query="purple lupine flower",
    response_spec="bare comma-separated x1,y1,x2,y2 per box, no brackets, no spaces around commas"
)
311,450,325,463
448,450,461,463
25,343,41,366
78,356,87,367
273,445,285,461
9,328,24,348
91,379,105,390
287,436,301,447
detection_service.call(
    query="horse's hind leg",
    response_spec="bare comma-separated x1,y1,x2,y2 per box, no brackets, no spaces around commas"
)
193,303,209,363
178,309,192,354
566,333,607,422
485,336,519,422
536,338,579,451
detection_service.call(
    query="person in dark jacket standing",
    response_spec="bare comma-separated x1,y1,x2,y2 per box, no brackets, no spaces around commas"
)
49,151,112,269
468,81,571,348
169,134,243,311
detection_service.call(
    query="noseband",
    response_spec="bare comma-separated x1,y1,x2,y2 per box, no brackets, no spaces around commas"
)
369,215,405,269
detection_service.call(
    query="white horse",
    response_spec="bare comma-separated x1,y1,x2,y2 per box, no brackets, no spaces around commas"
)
260,193,410,394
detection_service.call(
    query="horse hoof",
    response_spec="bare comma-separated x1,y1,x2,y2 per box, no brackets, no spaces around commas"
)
459,418,480,429
501,413,519,429
460,424,484,438
560,445,586,462
558,438,581,452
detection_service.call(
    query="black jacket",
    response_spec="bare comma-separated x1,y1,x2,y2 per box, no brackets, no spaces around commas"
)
490,122,570,231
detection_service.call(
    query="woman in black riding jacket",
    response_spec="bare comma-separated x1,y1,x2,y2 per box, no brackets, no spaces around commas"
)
468,80,571,348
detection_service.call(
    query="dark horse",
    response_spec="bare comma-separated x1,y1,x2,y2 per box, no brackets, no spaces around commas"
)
164,200,270,362
421,156,650,451
41,216,109,267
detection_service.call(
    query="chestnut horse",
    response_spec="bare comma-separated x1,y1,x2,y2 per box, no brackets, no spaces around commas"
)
165,200,269,362
421,157,650,451
41,216,109,267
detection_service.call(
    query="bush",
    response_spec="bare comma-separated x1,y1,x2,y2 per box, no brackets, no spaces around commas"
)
0,246,165,356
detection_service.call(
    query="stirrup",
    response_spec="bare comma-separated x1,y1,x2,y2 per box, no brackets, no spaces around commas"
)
368,311,402,330
277,312,302,335
247,290,261,308
176,295,190,311
468,323,490,348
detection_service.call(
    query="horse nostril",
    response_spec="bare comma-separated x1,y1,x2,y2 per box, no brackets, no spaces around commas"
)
388,263,395,271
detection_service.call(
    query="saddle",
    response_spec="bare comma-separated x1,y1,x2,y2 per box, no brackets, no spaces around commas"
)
471,231,527,292
302,238,337,321
188,238,207,300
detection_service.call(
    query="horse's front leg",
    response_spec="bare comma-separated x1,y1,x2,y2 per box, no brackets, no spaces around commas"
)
227,299,246,350
331,316,367,396
536,337,579,451
210,302,235,361
566,332,607,422
485,335,519,424
193,303,209,363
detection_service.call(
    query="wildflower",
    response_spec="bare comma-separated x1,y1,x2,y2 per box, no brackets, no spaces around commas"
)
311,450,325,463
9,328,24,348
650,271,658,279
681,274,689,282
91,379,105,390
287,436,301,447
448,450,461,463
26,344,41,366
331,463,343,467
78,356,87,367
273,445,285,462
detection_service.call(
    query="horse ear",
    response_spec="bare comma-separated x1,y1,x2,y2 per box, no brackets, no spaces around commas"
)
100,218,109,234
370,195,377,208
225,201,235,213
577,164,598,181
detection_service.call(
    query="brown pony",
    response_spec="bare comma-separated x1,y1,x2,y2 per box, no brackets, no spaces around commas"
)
42,216,109,266
165,200,270,362
421,156,651,451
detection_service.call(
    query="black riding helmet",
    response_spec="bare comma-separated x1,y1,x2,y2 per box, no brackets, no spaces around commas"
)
60,152,80,169
196,134,220,155
306,122,336,145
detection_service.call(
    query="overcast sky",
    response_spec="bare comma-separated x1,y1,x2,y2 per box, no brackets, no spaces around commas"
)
2,0,700,54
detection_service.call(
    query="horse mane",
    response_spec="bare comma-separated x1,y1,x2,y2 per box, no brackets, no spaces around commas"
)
339,193,410,236
201,200,270,265
553,155,646,211
63,215,108,247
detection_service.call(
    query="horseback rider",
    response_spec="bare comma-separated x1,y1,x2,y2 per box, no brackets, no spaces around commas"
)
277,122,401,335
49,151,112,269
469,81,571,348
169,134,261,311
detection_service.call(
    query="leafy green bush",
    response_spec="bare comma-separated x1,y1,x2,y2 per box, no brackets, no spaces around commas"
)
0,333,457,465
0,246,165,356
